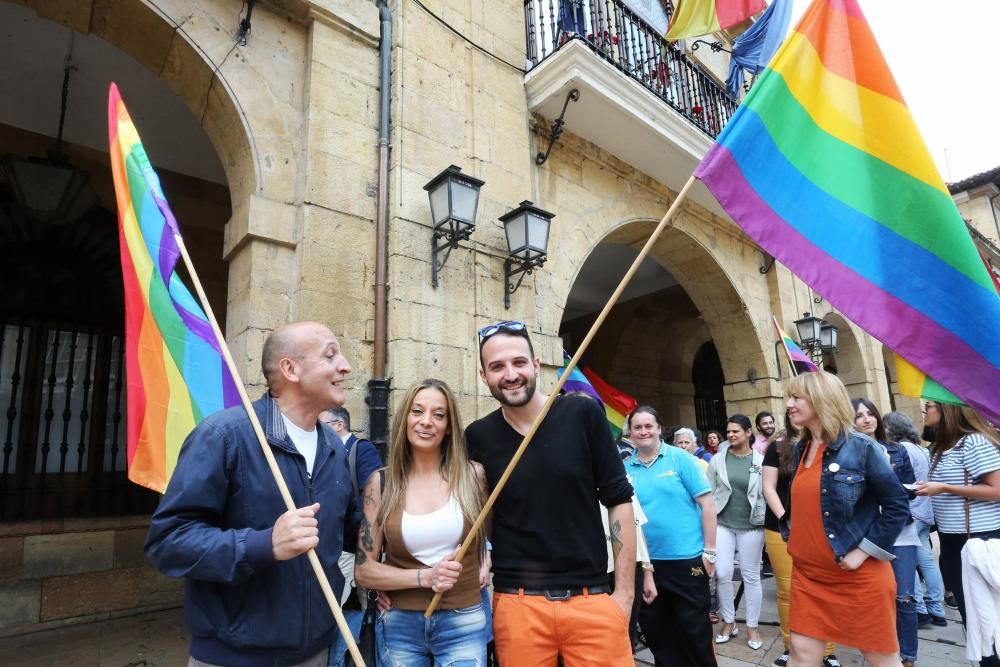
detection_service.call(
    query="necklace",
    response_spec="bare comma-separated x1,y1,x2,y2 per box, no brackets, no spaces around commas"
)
728,448,753,458
636,443,661,465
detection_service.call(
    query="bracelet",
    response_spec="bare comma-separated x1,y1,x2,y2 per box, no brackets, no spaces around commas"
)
703,549,716,555
417,569,422,588
641,563,654,572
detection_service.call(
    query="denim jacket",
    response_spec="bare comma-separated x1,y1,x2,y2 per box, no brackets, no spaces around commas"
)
779,431,909,562
146,393,360,667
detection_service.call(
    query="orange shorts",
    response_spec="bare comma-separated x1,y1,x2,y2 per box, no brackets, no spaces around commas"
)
492,589,633,666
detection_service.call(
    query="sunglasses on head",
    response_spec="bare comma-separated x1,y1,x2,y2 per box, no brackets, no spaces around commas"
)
478,320,527,339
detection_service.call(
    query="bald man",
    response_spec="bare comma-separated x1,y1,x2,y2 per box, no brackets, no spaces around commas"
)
146,322,360,667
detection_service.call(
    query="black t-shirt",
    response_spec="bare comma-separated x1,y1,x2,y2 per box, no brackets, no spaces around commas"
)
466,395,633,589
762,440,791,532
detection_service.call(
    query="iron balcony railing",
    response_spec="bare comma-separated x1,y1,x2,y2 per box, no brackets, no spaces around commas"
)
524,0,739,137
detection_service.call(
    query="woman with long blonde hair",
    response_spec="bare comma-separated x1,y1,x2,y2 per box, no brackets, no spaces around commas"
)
781,372,908,667
355,378,489,666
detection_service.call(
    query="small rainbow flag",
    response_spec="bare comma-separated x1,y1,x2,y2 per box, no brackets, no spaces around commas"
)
772,316,819,375
694,0,1000,424
667,0,766,40
108,83,240,493
558,356,638,438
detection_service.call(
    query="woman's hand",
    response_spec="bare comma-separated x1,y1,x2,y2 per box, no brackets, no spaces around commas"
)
702,553,716,577
375,590,393,613
838,548,870,571
479,550,492,588
427,551,463,592
915,481,946,496
642,568,657,604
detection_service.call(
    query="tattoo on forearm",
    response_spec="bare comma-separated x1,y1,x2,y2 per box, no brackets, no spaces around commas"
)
363,488,375,508
610,519,623,560
356,548,368,566
361,515,375,554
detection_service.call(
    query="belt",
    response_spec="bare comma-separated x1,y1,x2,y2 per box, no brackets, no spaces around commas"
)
493,585,612,601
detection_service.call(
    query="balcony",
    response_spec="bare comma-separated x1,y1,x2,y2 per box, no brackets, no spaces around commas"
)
523,0,738,211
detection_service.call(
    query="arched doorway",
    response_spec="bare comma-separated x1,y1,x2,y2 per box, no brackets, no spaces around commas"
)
0,2,234,520
693,341,727,434
559,220,769,433
820,312,868,398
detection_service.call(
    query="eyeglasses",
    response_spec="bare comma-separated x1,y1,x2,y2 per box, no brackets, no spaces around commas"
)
478,320,527,339
922,403,938,414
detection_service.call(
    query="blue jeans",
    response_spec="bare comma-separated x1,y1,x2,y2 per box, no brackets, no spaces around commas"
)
380,602,487,667
913,522,945,617
890,545,918,662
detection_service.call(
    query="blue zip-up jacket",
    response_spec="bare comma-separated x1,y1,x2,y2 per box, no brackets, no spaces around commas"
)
779,430,908,562
145,393,360,666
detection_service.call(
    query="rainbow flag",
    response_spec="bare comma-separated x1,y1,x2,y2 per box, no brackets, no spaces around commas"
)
108,83,240,493
694,0,1000,424
772,316,819,375
666,0,766,40
558,356,638,438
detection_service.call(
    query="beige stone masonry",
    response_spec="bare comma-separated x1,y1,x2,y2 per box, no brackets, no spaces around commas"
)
22,532,115,580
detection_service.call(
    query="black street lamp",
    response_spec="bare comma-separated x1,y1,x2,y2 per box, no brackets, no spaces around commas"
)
499,200,554,309
424,165,485,287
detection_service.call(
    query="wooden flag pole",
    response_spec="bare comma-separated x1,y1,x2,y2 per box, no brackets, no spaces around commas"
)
772,315,799,378
425,174,698,617
174,236,366,667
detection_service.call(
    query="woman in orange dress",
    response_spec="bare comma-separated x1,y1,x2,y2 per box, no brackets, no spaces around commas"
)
781,372,909,667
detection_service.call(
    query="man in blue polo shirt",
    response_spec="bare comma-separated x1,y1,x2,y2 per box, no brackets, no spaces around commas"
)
626,406,717,666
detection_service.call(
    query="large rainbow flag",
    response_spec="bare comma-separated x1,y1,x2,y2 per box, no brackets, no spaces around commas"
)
695,0,1000,424
666,0,766,40
558,356,638,438
108,83,240,493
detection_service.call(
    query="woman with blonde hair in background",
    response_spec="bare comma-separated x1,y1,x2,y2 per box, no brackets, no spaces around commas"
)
782,372,908,667
355,379,489,666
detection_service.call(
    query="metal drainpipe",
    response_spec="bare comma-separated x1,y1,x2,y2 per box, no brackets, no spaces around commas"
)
366,0,392,462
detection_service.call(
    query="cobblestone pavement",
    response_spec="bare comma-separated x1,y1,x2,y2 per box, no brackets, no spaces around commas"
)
0,574,978,666
634,570,975,667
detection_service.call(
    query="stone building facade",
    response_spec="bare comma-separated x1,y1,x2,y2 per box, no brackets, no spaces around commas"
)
0,0,922,634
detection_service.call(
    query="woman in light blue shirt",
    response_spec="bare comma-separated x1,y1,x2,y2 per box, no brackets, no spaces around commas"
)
626,406,718,666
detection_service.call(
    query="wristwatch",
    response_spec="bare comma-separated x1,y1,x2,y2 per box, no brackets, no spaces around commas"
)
702,550,717,564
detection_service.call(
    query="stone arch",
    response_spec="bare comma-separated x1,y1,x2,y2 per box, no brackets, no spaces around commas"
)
2,0,269,204
820,312,868,396
558,217,774,422
2,0,310,383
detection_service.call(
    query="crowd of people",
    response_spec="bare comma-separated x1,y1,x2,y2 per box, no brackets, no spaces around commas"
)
144,320,1000,667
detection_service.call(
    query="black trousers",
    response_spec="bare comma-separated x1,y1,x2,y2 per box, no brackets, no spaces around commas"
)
638,557,717,667
939,530,1000,667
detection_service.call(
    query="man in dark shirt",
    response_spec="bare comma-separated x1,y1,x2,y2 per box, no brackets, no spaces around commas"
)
466,321,636,666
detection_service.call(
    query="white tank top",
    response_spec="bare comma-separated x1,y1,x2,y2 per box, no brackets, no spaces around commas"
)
401,495,464,566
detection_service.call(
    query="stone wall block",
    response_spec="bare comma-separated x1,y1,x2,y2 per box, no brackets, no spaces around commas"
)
90,0,174,73
0,537,24,585
309,62,379,128
0,582,41,630
33,0,93,33
114,528,150,570
23,532,115,580
306,152,377,219
40,568,148,621
310,21,378,82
